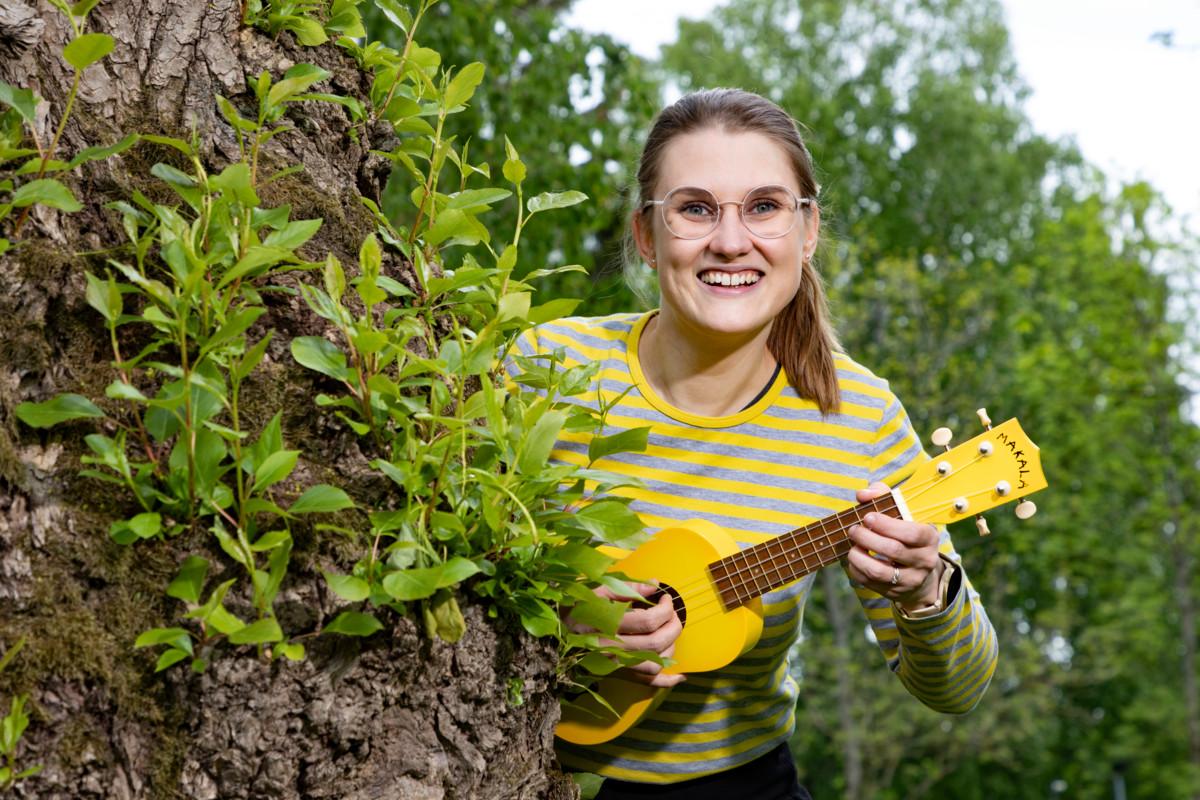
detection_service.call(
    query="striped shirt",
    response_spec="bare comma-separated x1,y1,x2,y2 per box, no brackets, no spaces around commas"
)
512,311,997,784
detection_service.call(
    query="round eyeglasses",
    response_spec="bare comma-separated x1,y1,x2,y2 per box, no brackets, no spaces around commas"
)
642,184,812,240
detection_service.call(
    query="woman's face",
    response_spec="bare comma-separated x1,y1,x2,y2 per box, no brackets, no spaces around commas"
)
634,127,818,345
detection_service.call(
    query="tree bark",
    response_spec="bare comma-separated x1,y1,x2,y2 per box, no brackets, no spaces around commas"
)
821,568,863,800
0,2,573,797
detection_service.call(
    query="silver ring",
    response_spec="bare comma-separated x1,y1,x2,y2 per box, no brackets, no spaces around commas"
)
891,566,900,586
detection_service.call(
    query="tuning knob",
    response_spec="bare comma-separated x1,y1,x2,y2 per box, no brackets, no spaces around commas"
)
1015,500,1037,520
931,427,953,448
975,515,991,536
977,408,992,429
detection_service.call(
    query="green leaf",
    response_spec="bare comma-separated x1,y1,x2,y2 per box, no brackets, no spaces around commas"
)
209,161,258,207
155,648,190,672
555,543,615,581
568,499,645,542
498,291,531,322
267,63,330,108
11,178,82,211
275,642,305,661
127,512,161,539
233,333,274,384
141,134,193,155
443,62,485,108
324,611,384,637
528,297,579,325
63,33,114,70
0,81,38,124
290,484,354,514
577,651,622,676
446,188,511,212
518,410,566,474
527,190,587,215
66,133,139,169
253,449,299,493
568,595,627,635
84,271,122,323
166,555,209,604
205,306,265,355
217,245,294,288
423,590,466,642
324,572,370,602
263,218,322,250
373,0,412,32
134,627,193,651
70,0,102,17
290,17,329,46
588,427,650,463
15,393,104,427
250,529,290,552
424,208,487,247
227,617,283,645
291,336,353,381
381,557,481,601
515,596,559,637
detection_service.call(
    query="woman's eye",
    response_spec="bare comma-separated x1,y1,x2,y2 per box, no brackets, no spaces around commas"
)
748,199,782,215
680,203,716,217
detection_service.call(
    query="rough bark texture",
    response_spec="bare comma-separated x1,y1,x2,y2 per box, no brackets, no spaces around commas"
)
0,2,574,797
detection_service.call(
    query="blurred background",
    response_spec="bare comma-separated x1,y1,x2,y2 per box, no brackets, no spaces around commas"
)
368,2,1200,797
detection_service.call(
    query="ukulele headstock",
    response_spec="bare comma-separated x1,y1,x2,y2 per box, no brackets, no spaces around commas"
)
904,415,1047,528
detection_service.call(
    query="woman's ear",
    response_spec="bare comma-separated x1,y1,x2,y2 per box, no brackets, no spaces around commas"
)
631,209,657,269
801,204,820,263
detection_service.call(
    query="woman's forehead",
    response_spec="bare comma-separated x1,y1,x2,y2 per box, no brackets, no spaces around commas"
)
654,128,800,195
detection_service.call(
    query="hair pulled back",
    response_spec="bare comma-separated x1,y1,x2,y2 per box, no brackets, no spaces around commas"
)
633,88,842,415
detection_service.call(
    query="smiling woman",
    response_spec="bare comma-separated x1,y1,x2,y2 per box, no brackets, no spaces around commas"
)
512,89,999,798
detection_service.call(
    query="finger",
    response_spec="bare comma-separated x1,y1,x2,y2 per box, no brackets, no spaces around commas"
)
859,511,940,548
595,580,661,603
617,594,678,636
855,481,891,503
621,643,687,687
844,547,902,591
848,524,938,569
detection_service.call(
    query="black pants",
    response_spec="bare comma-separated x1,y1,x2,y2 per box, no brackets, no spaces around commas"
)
594,743,812,800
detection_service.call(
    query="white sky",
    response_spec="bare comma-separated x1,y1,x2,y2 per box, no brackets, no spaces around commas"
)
565,0,1200,225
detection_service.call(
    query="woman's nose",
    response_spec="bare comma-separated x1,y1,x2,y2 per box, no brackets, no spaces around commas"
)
707,204,753,256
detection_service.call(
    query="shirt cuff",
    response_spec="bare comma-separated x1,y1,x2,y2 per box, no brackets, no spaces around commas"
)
894,555,960,620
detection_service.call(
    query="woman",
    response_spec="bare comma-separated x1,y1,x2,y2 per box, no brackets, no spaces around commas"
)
515,89,996,799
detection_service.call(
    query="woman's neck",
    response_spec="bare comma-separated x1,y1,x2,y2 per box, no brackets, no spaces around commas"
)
638,311,778,417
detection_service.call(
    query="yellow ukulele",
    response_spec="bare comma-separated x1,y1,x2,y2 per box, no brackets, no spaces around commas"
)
557,412,1048,745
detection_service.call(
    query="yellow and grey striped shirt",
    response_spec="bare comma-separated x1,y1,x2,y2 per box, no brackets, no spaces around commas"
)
514,311,997,784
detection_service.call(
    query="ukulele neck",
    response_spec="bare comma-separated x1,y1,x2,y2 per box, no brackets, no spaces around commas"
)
708,489,911,610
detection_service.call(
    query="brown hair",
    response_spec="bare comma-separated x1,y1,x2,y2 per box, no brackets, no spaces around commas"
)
632,88,842,415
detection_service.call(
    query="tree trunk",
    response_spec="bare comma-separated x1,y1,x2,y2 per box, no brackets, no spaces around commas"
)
0,2,573,797
821,568,863,800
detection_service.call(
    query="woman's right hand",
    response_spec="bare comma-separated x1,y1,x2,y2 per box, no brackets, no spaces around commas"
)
596,582,686,688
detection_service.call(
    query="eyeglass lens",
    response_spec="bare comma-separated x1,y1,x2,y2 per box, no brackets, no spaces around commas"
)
662,185,799,239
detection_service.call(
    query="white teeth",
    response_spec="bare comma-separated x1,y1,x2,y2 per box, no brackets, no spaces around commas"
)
699,270,761,286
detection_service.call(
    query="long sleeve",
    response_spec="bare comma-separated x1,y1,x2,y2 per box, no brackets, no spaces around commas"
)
850,391,999,713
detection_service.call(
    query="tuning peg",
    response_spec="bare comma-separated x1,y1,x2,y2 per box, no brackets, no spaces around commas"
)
1015,500,1037,520
931,427,953,449
977,408,992,429
975,515,991,536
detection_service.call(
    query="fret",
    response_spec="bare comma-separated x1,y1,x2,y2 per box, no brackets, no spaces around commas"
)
715,493,904,608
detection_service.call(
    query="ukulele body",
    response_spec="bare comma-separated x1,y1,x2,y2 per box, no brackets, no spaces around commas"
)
556,518,764,746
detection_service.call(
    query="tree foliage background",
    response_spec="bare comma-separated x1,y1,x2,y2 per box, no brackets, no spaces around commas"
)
0,0,1196,797
406,1,1200,798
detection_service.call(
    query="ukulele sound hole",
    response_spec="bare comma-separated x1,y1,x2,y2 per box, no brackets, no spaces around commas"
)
646,583,687,626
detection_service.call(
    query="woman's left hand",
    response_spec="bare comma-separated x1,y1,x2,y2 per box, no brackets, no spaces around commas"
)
845,482,945,610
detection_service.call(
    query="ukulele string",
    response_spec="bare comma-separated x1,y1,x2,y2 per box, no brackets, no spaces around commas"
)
630,449,1012,632
631,497,878,605
642,497,893,629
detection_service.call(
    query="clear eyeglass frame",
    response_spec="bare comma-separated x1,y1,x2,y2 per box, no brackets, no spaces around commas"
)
641,184,813,240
